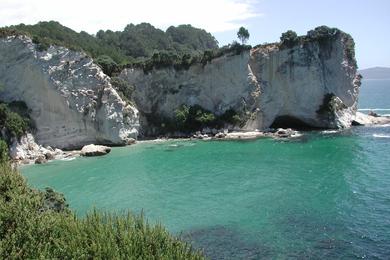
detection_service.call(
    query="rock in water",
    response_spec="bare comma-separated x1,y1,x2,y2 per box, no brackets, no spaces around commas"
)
35,155,48,164
0,35,139,149
81,144,111,156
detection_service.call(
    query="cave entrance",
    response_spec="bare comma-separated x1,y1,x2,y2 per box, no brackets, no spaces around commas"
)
270,115,318,130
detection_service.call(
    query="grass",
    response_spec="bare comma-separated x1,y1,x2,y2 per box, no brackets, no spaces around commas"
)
0,162,204,259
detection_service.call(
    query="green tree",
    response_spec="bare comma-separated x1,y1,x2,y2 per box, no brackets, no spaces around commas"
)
95,55,118,76
237,27,250,44
280,30,299,47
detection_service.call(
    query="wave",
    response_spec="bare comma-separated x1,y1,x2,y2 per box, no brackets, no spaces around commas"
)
60,157,76,161
358,108,390,111
371,124,390,128
373,134,390,138
321,130,339,134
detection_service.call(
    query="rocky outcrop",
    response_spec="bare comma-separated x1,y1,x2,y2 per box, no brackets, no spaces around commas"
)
353,112,390,126
9,133,76,164
0,35,139,149
80,144,111,156
121,27,360,134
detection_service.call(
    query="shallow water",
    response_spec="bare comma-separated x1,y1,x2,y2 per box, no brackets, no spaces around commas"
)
21,80,390,259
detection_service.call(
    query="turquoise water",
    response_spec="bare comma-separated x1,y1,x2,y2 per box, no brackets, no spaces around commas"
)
21,80,390,259
359,79,390,115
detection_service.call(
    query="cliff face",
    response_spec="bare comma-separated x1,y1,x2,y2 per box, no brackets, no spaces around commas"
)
121,52,260,135
0,36,139,149
253,31,360,129
121,29,360,134
0,27,360,148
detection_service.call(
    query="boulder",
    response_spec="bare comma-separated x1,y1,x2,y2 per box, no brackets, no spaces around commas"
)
215,132,226,139
126,138,136,145
274,128,297,138
44,152,55,160
80,144,111,157
35,155,47,164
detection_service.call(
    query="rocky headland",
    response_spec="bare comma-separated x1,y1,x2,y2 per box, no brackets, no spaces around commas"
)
1,25,388,164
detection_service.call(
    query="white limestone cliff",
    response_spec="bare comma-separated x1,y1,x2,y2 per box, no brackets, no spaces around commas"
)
121,28,360,134
0,35,139,149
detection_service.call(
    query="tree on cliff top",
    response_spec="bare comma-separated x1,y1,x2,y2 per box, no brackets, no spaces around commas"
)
237,27,250,44
280,30,299,47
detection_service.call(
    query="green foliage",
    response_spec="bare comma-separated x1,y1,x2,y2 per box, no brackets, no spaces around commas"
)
96,23,218,60
174,105,214,131
0,139,8,164
0,102,33,141
175,105,190,126
306,26,338,42
173,105,242,133
1,21,253,75
219,108,242,126
0,161,204,259
280,30,299,47
166,24,218,52
237,27,250,44
95,55,119,76
110,77,135,103
7,21,126,64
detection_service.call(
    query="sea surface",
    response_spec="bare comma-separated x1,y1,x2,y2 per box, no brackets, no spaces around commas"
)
21,79,390,259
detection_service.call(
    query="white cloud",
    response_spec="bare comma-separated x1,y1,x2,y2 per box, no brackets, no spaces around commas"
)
0,0,261,33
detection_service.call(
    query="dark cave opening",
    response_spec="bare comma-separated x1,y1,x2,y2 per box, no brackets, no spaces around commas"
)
270,115,321,130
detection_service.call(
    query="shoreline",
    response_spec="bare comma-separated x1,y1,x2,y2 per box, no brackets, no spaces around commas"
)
15,113,390,166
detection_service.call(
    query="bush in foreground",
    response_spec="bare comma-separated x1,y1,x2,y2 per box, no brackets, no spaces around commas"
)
0,162,204,259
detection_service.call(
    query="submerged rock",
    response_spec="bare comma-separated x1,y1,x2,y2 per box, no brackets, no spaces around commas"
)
80,144,111,156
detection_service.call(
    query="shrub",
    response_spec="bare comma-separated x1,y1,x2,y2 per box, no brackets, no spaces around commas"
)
0,102,33,141
175,105,190,126
95,55,119,76
0,161,204,259
0,139,8,164
173,105,243,132
110,77,135,104
306,26,338,42
280,30,299,47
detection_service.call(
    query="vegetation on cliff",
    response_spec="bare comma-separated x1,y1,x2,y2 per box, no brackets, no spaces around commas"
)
143,105,244,135
0,21,251,76
0,21,220,74
0,160,204,259
0,101,34,143
254,26,356,67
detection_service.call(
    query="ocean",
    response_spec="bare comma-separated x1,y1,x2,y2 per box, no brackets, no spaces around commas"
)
21,79,390,259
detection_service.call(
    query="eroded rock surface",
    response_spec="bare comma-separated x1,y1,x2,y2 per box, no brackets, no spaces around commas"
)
121,28,360,134
0,35,139,149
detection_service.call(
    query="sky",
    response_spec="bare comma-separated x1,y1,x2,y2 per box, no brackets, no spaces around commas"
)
0,0,389,69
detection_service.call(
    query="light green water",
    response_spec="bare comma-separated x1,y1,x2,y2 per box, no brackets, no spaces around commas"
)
21,127,390,259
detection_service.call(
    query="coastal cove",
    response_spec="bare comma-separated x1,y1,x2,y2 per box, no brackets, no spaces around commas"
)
1,1,389,257
19,79,390,258
21,127,390,259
